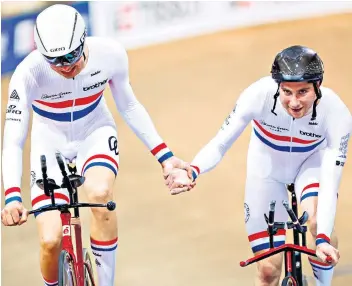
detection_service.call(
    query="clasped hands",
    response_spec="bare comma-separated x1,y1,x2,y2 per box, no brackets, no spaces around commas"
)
161,156,196,195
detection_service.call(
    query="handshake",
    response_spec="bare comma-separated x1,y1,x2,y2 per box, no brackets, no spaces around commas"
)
161,156,197,195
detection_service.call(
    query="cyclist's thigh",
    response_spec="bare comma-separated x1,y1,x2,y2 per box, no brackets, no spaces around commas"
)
30,135,70,237
294,150,323,216
76,126,119,198
244,174,288,254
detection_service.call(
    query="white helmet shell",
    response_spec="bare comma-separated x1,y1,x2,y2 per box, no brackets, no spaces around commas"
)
34,4,86,57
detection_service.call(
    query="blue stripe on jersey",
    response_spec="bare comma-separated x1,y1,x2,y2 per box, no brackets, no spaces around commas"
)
254,128,325,152
32,96,102,122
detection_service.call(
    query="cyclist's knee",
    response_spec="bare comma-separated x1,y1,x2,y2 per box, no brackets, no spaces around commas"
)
256,255,282,284
85,181,112,203
85,181,114,220
83,167,115,202
300,196,317,237
40,233,62,253
37,212,62,253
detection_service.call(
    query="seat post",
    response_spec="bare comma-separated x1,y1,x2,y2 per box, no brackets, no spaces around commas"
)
287,183,304,285
66,162,80,218
67,163,77,175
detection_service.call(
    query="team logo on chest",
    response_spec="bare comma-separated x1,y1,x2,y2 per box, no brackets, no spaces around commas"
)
259,120,289,133
299,130,322,138
253,120,325,153
41,91,72,100
83,78,108,91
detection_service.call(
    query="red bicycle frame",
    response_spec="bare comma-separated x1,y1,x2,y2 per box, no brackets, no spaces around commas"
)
61,211,84,286
240,243,316,267
240,186,332,286
28,153,115,286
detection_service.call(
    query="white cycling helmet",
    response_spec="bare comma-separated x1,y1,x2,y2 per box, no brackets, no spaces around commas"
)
34,4,86,62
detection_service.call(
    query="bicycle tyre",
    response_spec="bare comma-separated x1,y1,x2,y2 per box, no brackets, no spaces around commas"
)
58,250,77,286
281,276,298,286
83,248,94,286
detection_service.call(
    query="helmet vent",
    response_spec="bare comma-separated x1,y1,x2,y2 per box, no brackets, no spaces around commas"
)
35,23,48,52
69,12,78,49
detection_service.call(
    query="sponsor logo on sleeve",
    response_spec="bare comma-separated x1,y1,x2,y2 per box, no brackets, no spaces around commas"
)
10,89,20,101
6,105,22,115
221,104,237,130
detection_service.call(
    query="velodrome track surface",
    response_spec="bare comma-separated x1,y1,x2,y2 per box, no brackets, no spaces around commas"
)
2,13,352,286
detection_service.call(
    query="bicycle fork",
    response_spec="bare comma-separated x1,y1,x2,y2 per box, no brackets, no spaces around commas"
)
61,211,85,286
290,189,303,285
71,215,96,286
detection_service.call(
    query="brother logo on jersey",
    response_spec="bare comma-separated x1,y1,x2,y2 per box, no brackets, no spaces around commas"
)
83,78,108,91
299,130,322,138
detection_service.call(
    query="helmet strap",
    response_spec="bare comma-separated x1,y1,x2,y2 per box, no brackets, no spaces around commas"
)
83,51,86,62
271,85,280,116
311,82,322,121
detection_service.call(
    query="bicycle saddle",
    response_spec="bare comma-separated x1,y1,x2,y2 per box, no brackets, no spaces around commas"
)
36,178,61,191
61,174,85,189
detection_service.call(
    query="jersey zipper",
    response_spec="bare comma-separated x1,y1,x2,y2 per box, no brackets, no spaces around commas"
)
288,117,294,182
71,78,76,141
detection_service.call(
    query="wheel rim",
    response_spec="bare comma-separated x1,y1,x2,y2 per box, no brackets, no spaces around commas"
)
84,263,92,286
84,251,93,286
63,254,76,286
282,276,297,286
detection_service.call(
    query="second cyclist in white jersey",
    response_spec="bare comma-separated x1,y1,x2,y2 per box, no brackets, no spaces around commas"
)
166,45,351,286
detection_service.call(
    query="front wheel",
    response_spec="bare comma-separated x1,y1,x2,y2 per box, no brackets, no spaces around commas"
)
83,248,94,286
58,250,77,286
281,276,298,286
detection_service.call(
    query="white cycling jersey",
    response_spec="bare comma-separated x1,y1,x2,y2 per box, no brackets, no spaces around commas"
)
3,37,173,205
190,76,351,243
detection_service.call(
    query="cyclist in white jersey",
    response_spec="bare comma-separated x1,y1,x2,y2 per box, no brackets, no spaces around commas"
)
1,4,191,286
165,46,351,286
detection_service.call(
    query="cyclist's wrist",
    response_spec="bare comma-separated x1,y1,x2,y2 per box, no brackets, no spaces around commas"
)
190,165,200,182
316,233,331,246
4,187,22,205
151,143,174,164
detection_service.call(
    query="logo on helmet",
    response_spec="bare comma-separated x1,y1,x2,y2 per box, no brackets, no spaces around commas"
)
49,47,65,52
80,30,87,44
